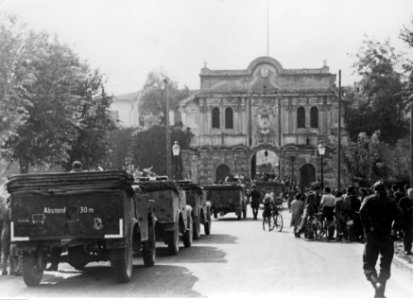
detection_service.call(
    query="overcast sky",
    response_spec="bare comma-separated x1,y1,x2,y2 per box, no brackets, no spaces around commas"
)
2,0,413,96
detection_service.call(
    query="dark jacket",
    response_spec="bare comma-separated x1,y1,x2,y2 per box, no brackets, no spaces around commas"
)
360,192,402,236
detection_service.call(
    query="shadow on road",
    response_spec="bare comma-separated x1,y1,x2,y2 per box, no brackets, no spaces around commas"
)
155,245,227,263
194,233,238,244
30,264,204,297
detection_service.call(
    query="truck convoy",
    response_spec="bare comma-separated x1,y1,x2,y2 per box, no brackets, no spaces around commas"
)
6,171,157,286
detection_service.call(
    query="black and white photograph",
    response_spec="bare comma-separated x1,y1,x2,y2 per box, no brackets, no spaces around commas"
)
1,0,413,298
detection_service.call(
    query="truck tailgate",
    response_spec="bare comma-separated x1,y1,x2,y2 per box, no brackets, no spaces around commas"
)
11,190,124,241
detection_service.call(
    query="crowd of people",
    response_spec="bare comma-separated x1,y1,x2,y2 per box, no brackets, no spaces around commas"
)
288,181,412,298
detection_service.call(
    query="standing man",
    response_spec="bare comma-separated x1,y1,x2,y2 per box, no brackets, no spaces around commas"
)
248,185,261,220
397,188,413,254
360,181,402,298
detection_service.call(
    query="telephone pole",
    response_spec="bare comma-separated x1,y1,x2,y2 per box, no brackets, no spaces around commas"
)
337,70,342,191
164,79,171,179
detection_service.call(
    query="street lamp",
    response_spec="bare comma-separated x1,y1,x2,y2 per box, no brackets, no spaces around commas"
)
172,141,180,180
318,141,326,188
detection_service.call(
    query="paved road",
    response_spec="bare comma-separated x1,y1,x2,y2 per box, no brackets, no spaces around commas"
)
2,205,413,298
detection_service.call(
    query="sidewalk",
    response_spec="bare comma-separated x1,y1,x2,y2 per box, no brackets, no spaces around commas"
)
393,241,413,271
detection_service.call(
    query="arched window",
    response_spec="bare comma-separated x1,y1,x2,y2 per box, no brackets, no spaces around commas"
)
225,107,233,129
212,107,220,128
297,107,305,128
310,107,319,128
216,164,230,183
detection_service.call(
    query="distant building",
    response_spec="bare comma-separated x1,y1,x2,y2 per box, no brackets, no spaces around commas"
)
178,56,346,189
110,91,141,127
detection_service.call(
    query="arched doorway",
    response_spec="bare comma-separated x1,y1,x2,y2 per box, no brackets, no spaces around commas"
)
251,149,279,180
216,164,230,183
300,164,315,191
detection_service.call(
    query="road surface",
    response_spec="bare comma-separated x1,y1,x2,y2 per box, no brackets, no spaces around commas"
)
2,205,413,298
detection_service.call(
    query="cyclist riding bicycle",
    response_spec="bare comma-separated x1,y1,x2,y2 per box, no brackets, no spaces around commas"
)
262,192,274,217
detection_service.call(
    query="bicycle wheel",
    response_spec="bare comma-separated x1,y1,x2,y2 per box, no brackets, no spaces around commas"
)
274,213,283,232
313,220,323,240
269,215,275,231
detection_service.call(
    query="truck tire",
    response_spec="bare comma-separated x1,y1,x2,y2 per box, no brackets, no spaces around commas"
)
111,233,133,283
166,223,180,255
142,225,156,267
193,215,201,240
183,215,193,248
22,251,44,287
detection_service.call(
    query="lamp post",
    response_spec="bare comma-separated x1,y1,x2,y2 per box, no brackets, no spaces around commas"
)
172,141,180,180
318,141,326,188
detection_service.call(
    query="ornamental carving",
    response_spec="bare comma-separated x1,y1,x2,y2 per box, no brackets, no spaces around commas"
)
256,106,275,135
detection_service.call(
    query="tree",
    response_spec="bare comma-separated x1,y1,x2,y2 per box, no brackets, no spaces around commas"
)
66,84,117,171
345,39,408,145
0,15,31,156
343,131,394,186
0,16,116,173
130,125,193,176
139,71,190,122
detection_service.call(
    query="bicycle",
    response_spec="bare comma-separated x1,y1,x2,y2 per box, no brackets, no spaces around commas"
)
262,203,275,231
305,212,323,240
262,202,283,232
273,205,283,232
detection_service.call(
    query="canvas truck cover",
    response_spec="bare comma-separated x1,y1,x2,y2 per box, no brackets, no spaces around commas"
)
204,184,243,208
135,181,181,224
175,181,203,208
6,171,134,242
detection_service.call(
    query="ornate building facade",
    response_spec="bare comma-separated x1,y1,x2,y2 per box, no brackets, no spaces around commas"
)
179,56,340,189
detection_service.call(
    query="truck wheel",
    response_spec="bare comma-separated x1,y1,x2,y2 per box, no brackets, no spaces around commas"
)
193,215,201,240
204,221,211,235
22,251,44,287
142,225,156,267
166,224,180,255
183,215,193,248
111,233,133,283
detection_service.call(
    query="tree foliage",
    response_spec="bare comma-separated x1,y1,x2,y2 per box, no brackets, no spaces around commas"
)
345,39,408,144
139,71,190,120
130,126,193,176
0,15,116,173
0,15,31,153
343,131,393,186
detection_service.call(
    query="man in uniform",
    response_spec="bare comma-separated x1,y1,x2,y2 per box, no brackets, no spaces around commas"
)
360,181,402,298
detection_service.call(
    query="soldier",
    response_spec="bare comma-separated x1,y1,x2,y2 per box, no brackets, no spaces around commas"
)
360,181,402,298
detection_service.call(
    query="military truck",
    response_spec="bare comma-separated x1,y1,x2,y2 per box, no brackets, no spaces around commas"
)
204,183,247,220
6,171,157,286
175,181,211,239
135,179,193,255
